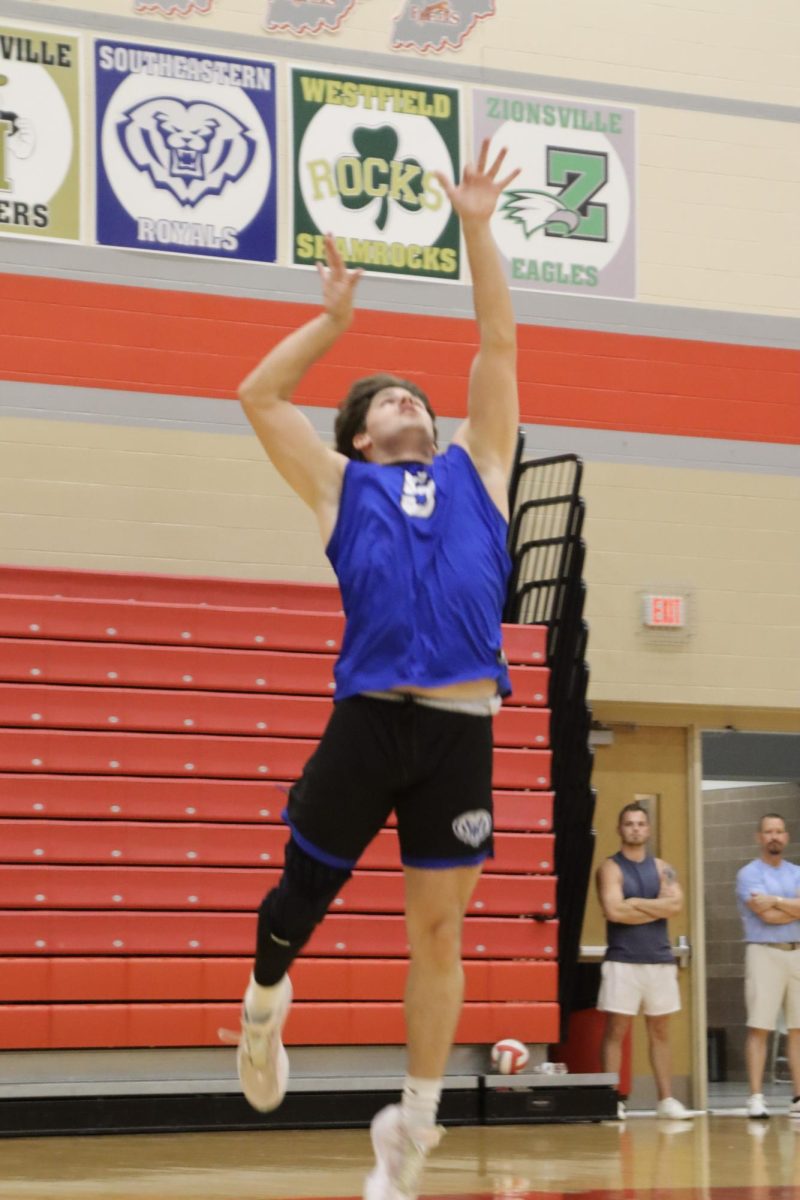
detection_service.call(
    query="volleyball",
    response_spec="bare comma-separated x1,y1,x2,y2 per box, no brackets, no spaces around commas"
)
490,1038,530,1075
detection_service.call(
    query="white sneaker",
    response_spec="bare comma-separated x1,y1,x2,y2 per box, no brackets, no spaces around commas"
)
616,1100,627,1120
789,1097,800,1118
218,975,292,1113
656,1097,693,1119
363,1104,443,1200
747,1093,770,1119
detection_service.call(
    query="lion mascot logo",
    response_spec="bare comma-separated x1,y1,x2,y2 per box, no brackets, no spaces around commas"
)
117,97,256,208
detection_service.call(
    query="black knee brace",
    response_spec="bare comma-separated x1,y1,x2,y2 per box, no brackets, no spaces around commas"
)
254,836,352,985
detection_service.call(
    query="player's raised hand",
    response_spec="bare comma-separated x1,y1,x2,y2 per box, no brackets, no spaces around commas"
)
435,138,520,225
316,233,363,326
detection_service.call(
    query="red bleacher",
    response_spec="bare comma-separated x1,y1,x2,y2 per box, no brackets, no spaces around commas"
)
0,566,559,1050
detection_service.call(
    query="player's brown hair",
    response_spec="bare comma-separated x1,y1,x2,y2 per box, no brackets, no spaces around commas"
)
334,373,437,462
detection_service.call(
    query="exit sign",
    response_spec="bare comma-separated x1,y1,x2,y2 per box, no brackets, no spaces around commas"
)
642,594,686,628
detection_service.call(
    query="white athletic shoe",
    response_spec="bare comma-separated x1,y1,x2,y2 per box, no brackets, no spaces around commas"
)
218,975,292,1113
363,1103,443,1200
655,1097,694,1120
747,1093,770,1119
616,1100,627,1120
789,1097,800,1118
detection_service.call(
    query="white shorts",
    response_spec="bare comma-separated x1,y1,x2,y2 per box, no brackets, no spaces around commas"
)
745,943,800,1030
597,960,681,1017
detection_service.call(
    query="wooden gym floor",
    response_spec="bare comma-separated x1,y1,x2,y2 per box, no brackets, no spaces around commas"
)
2,1115,800,1199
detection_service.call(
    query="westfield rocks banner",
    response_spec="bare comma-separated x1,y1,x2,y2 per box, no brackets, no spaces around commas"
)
265,0,356,34
95,39,277,261
292,67,460,279
0,24,81,241
474,87,636,298
392,1,495,53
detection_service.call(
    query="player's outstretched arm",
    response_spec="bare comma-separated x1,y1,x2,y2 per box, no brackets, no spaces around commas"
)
437,139,520,511
238,234,363,520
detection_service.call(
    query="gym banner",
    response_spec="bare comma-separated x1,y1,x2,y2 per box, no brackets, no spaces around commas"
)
292,67,460,279
474,88,636,299
391,2,495,53
134,1,214,15
266,1,356,34
95,39,277,261
0,24,81,241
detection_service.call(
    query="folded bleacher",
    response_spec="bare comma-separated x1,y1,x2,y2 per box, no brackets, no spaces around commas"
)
0,566,559,1054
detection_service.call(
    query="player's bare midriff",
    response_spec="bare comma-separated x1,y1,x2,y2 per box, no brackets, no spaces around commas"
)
390,677,499,701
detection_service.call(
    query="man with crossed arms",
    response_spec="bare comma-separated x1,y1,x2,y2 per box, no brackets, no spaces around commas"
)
737,813,800,1119
596,801,692,1119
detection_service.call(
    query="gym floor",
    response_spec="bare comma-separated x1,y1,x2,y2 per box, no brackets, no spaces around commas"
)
1,1114,798,1199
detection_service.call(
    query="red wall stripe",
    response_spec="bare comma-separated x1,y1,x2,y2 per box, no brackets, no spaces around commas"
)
2,274,797,444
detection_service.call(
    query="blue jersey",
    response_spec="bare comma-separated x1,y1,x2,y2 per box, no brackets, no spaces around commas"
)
326,443,512,701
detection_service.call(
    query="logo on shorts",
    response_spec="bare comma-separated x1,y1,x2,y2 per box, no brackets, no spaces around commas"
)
452,809,492,847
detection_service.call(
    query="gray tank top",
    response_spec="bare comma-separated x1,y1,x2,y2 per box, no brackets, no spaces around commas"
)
605,851,675,964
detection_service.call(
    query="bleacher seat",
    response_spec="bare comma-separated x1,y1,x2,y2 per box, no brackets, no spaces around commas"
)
0,566,559,1051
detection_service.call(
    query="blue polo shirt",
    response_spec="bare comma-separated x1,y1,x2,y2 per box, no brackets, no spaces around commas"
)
736,858,800,942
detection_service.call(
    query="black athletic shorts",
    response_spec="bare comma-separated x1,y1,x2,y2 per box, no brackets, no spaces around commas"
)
284,694,494,870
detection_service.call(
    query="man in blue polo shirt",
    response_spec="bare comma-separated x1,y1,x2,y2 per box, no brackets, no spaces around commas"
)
736,813,800,1119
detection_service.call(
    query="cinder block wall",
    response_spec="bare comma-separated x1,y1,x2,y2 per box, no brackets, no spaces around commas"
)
704,781,800,1081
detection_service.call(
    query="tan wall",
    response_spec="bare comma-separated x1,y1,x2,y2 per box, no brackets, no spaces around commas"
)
2,416,796,713
638,110,799,315
0,417,333,582
584,724,692,1099
582,459,800,710
43,0,799,106
474,1,799,106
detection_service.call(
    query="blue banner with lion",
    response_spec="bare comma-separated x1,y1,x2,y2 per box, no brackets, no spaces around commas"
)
95,40,276,262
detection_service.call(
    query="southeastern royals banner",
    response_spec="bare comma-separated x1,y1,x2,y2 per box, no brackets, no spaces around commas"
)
95,39,277,262
0,24,81,241
292,67,460,279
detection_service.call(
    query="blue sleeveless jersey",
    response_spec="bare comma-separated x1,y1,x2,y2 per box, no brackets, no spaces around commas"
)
326,443,512,701
605,852,675,965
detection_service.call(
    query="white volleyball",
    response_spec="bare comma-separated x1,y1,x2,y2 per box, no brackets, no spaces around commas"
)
490,1038,530,1075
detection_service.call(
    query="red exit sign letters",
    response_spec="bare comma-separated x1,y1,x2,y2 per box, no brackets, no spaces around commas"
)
642,594,686,628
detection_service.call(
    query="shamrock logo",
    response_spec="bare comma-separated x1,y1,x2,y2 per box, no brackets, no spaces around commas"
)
337,125,425,232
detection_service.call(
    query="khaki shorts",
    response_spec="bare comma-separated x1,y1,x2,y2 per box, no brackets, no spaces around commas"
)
597,960,681,1017
745,942,800,1030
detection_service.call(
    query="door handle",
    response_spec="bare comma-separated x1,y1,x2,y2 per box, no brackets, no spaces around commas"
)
673,935,691,968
